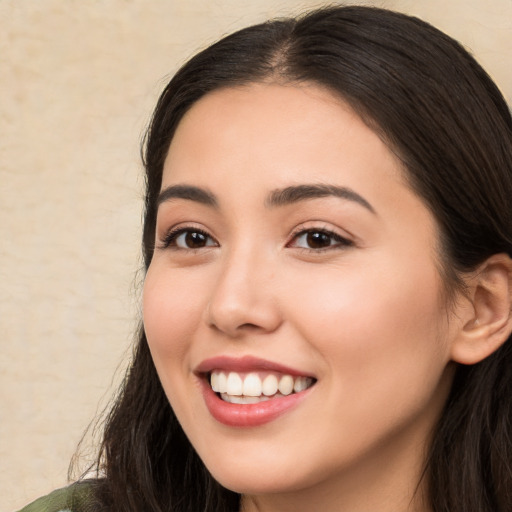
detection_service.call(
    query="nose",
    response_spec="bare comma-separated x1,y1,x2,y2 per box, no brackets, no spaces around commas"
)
206,249,282,338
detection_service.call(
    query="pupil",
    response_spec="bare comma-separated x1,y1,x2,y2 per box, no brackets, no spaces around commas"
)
186,231,206,248
307,231,330,248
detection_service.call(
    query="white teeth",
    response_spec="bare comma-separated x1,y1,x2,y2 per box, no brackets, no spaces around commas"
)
243,373,262,397
278,375,294,395
210,372,219,392
221,393,271,404
262,374,278,396
217,372,227,393
226,372,243,395
210,370,314,401
293,376,311,393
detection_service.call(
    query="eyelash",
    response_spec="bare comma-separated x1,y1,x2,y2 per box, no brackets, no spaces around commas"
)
160,227,218,250
287,227,354,252
158,226,353,252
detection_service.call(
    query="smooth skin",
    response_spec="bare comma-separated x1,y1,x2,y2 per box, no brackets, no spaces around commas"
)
143,83,512,512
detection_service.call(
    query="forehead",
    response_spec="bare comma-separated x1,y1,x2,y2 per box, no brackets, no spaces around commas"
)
163,82,406,194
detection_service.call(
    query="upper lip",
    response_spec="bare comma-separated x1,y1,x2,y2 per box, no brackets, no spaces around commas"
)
195,355,314,377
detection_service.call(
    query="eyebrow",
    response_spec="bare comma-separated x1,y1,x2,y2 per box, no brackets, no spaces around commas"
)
266,184,376,213
157,185,218,208
157,183,375,214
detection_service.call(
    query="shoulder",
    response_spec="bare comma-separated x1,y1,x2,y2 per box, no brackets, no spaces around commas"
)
17,482,97,512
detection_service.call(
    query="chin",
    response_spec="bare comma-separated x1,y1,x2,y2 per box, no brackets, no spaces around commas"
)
212,471,300,496
201,452,322,496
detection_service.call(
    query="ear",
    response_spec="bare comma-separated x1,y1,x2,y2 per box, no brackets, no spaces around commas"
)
450,253,512,365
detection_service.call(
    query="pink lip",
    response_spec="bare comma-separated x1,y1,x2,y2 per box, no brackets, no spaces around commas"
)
195,355,313,377
200,380,313,427
195,355,315,428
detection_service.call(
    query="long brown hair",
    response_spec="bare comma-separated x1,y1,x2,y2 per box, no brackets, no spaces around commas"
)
84,6,512,511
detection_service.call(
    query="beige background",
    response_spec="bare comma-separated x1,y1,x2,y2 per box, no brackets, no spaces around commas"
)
1,0,511,509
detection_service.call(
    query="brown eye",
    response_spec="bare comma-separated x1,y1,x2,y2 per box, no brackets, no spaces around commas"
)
164,229,217,249
306,231,332,249
183,231,209,248
290,229,352,250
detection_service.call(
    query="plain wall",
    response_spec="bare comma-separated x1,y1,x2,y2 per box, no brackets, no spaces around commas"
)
1,0,511,509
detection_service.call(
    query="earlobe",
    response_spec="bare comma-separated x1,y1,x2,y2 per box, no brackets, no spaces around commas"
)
450,253,512,365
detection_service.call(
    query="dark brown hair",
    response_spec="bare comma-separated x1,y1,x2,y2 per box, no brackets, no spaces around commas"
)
85,6,512,511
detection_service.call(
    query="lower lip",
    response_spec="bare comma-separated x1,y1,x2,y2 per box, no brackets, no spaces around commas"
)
201,379,313,427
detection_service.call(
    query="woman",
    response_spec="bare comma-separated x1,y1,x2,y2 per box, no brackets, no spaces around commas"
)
21,5,512,512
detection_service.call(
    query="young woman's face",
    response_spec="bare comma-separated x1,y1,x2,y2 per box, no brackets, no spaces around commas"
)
143,83,459,506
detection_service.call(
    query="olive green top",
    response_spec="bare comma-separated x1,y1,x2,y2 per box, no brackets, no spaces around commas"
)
18,483,95,512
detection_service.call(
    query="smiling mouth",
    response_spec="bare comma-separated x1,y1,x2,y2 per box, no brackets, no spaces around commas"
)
209,370,316,404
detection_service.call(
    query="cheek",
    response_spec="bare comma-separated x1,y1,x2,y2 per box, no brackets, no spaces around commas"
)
280,259,452,459
284,254,449,389
142,263,212,424
142,263,206,366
